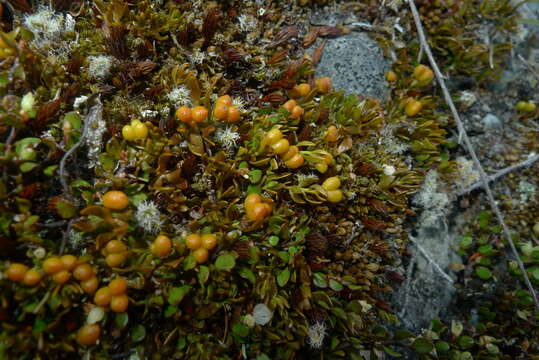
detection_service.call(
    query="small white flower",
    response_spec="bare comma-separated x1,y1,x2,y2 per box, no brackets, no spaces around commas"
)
73,95,88,110
243,314,256,328
88,55,114,80
135,201,164,234
21,92,35,113
167,86,192,107
383,165,396,176
307,322,326,349
87,306,105,324
215,126,240,153
141,109,159,118
232,97,246,111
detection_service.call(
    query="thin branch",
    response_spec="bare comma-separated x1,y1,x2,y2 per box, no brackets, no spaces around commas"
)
409,236,454,284
408,0,539,312
59,219,74,255
459,153,539,196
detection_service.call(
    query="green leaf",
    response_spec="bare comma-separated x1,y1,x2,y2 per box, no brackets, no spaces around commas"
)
131,324,146,342
478,211,491,228
215,253,236,271
20,162,37,173
277,269,290,287
248,169,263,184
528,266,539,281
457,335,474,349
478,244,494,257
115,312,129,328
164,305,177,318
43,165,58,177
198,265,210,285
435,341,450,353
394,329,414,341
183,255,197,270
231,323,249,337
329,279,343,292
54,197,77,219
412,338,433,354
475,266,491,280
313,272,327,288
268,235,279,246
167,285,191,305
238,267,256,283
64,112,81,130
460,236,473,250
32,318,47,334
383,345,402,357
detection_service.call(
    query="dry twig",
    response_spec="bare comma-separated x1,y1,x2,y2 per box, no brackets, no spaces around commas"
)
408,0,539,311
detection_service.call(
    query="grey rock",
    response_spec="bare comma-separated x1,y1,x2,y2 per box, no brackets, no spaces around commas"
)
315,33,390,100
481,113,502,129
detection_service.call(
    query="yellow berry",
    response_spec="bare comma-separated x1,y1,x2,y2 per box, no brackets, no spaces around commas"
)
106,240,127,254
283,99,297,113
247,202,272,222
216,95,232,107
6,263,28,282
52,270,71,284
73,263,94,281
102,190,129,210
322,176,341,191
23,269,43,286
76,324,101,346
106,253,126,268
294,83,311,97
284,153,304,169
60,254,78,271
314,161,328,173
271,138,290,155
151,235,172,257
81,276,99,295
201,234,217,250
43,257,64,275
108,278,127,296
110,294,129,312
386,71,397,82
282,145,299,162
324,125,338,142
122,125,136,141
226,106,241,123
405,99,423,117
264,128,283,146
193,248,209,264
316,77,332,94
186,234,202,250
132,121,148,139
244,193,263,215
327,189,343,203
413,64,434,85
94,287,112,307
213,104,229,121
290,105,304,119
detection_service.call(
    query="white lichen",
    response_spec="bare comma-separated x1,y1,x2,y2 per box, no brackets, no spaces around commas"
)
23,7,75,51
454,156,480,189
215,126,240,153
84,101,106,168
88,55,114,80
307,322,327,349
378,124,409,155
167,86,192,107
518,180,536,203
135,200,164,234
189,49,206,65
232,97,246,111
238,14,258,32
413,170,450,227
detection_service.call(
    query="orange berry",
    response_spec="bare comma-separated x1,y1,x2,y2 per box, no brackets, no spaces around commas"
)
52,270,71,284
151,235,172,257
185,234,202,251
216,95,232,107
290,105,304,119
293,83,311,97
405,99,423,117
109,278,127,296
316,77,332,94
176,106,193,124
247,202,271,222
191,106,209,123
244,193,262,215
193,248,209,264
386,71,398,82
94,287,112,307
43,257,64,275
213,103,229,121
81,276,99,295
226,106,241,123
6,263,28,282
76,324,101,346
110,294,129,312
284,153,304,169
264,128,283,146
106,240,127,254
201,234,217,250
324,125,338,142
60,254,78,271
23,269,43,286
102,190,129,210
106,253,126,268
73,263,94,281
283,99,296,113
